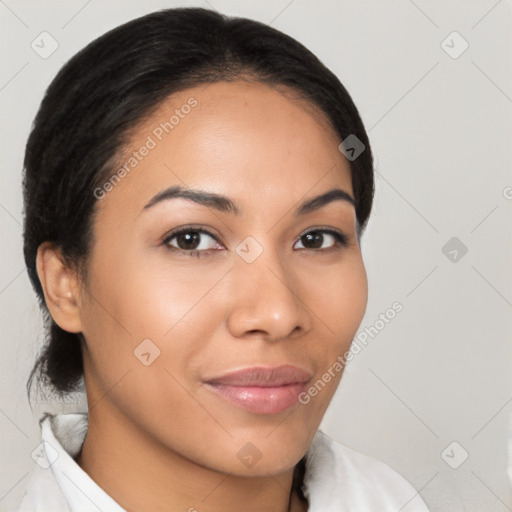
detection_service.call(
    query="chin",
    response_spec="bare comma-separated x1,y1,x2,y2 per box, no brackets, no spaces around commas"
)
225,427,311,476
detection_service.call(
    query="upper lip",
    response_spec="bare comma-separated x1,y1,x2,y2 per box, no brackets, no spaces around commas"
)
204,365,312,387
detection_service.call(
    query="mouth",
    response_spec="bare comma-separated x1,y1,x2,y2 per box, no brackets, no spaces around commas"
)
203,365,312,415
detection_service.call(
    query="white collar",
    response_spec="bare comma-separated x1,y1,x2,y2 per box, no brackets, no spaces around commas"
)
20,412,430,512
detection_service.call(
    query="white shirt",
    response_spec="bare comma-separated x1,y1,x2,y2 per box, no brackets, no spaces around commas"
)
17,413,430,511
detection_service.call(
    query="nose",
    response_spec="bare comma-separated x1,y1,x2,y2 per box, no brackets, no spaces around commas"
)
225,245,313,342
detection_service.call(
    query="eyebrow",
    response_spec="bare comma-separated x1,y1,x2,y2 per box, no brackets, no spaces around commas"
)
142,185,355,216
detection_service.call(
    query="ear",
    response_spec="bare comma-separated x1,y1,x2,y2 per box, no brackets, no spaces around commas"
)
36,242,83,333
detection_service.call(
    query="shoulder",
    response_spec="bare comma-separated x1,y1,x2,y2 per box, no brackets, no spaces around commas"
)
303,430,430,512
16,464,70,512
16,413,126,512
15,413,90,512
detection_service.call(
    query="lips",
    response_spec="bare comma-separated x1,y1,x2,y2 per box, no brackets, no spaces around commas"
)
204,365,312,415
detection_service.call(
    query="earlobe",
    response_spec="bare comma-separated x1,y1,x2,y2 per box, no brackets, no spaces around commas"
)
36,242,83,333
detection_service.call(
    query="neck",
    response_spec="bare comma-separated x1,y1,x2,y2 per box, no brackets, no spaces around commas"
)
75,403,307,512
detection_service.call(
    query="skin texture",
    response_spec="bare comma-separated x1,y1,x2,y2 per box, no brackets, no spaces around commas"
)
37,80,368,512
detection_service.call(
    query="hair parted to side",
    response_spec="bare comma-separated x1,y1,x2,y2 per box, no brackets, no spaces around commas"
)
23,7,375,399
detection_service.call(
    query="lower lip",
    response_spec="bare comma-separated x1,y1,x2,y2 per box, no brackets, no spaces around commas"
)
204,382,306,414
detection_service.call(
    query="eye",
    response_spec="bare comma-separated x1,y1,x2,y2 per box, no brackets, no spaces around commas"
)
162,227,222,256
161,226,348,258
293,229,347,251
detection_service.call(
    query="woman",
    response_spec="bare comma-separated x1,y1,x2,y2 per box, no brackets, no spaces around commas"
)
18,7,430,511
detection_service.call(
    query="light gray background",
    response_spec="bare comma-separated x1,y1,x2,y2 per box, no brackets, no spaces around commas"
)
1,1,511,511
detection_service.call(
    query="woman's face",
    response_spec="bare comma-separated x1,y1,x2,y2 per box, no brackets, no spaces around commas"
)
77,80,368,476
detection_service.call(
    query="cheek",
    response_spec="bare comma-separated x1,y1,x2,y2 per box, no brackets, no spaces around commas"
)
300,255,367,388
79,251,230,373
301,254,368,347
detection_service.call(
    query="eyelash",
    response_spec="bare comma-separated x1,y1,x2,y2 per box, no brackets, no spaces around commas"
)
161,226,348,258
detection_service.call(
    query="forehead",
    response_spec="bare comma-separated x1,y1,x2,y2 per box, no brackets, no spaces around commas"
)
96,80,353,218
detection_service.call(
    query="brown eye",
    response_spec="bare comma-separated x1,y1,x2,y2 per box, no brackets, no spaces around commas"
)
174,231,201,250
300,231,324,249
163,228,221,253
293,229,347,250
